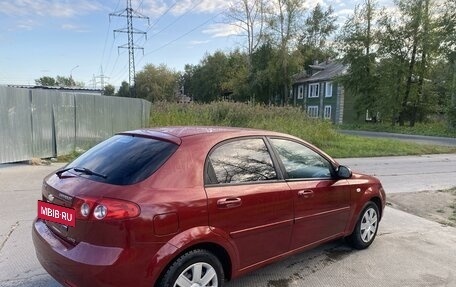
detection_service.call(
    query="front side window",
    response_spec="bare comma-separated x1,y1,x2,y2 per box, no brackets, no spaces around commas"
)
270,138,332,179
208,138,277,184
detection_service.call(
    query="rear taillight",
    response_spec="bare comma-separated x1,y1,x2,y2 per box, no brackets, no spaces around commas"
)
73,197,140,220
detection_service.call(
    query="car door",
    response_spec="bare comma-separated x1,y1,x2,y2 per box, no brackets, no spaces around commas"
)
204,137,293,270
268,138,351,251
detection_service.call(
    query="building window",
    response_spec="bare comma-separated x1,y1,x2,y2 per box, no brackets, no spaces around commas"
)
308,83,319,98
307,106,319,118
325,82,333,98
324,105,332,120
297,85,304,99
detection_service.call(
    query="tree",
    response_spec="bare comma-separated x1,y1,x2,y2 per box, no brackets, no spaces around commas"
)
56,76,76,87
226,0,266,61
298,4,338,74
35,76,56,86
35,75,84,87
398,0,423,126
265,0,306,105
179,64,196,99
225,0,269,103
116,81,131,97
301,4,337,49
250,43,278,104
375,0,440,126
189,51,231,103
135,64,179,102
338,0,379,121
439,0,456,129
103,84,115,96
221,50,250,102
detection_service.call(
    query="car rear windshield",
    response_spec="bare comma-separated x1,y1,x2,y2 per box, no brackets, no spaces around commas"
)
66,135,178,185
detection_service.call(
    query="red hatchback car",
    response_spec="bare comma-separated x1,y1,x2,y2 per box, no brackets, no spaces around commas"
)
33,126,386,287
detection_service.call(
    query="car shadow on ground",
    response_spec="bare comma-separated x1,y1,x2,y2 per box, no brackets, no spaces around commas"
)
3,239,357,287
225,239,356,287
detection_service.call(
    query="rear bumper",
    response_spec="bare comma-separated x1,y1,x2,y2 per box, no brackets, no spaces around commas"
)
32,219,161,287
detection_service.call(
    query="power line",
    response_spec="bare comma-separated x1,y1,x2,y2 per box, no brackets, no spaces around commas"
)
133,0,179,44
109,49,126,78
100,18,112,67
101,0,121,73
110,62,129,84
94,66,110,89
109,0,150,96
137,12,223,66
149,0,204,38
136,0,145,11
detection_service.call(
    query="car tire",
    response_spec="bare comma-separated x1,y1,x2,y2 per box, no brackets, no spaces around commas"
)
157,249,224,287
347,202,380,250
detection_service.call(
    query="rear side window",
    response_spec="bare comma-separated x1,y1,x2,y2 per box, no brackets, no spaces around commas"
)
66,135,178,185
207,138,277,184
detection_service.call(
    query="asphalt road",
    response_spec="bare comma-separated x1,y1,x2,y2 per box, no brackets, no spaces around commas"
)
339,153,456,193
340,130,456,146
0,157,455,287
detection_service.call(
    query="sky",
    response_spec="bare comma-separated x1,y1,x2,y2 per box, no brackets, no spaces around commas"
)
0,0,392,89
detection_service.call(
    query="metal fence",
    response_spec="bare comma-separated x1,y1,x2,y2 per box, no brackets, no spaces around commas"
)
0,86,151,164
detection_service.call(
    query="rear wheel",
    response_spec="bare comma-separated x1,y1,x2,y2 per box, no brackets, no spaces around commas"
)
347,202,379,250
158,249,224,287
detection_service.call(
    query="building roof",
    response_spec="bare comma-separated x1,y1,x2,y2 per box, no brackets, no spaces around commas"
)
294,61,347,84
7,84,102,93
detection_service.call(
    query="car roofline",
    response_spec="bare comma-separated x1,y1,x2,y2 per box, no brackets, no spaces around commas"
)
118,130,182,145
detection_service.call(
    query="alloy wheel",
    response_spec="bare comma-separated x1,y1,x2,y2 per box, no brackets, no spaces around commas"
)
360,207,378,243
174,262,218,287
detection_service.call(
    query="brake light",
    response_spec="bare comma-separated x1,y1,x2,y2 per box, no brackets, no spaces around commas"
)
73,197,140,220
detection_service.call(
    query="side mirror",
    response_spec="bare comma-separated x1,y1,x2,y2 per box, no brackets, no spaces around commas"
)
337,165,352,179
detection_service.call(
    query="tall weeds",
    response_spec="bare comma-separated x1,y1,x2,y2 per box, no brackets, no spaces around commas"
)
150,101,340,148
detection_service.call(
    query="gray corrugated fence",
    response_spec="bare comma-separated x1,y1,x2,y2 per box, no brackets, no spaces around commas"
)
0,86,151,164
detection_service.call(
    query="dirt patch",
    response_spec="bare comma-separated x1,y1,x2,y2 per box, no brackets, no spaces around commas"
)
388,187,456,227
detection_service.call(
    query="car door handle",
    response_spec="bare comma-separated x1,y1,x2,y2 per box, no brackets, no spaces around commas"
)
298,190,314,199
217,197,242,209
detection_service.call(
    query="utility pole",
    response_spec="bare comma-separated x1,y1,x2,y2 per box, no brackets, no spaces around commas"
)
91,74,97,89
110,0,149,97
94,66,110,90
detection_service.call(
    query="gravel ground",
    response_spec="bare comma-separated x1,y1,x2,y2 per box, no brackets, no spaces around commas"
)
387,188,456,227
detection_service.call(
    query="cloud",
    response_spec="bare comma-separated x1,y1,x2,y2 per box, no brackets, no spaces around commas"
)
142,0,169,17
334,8,354,17
0,0,102,18
61,24,89,32
143,0,229,17
337,2,346,8
188,39,211,45
202,23,242,38
15,19,39,30
304,0,327,9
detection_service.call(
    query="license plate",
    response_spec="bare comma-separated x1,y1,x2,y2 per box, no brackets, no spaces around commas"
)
38,200,76,227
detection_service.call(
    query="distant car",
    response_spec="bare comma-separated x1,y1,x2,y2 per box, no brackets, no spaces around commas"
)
33,126,386,287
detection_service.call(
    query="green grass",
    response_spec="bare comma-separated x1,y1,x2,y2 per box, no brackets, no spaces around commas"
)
57,150,83,163
339,122,456,138
149,101,456,158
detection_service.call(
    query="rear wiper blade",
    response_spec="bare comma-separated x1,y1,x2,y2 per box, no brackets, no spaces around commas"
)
55,167,107,179
55,167,73,178
73,167,107,179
